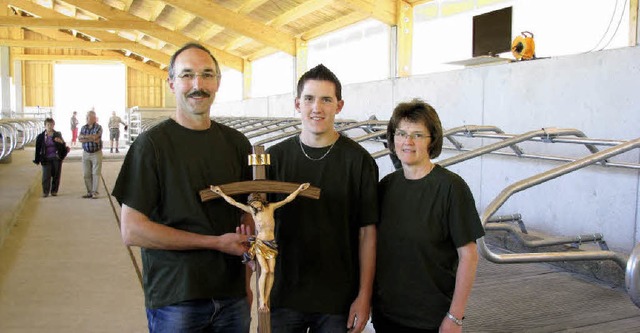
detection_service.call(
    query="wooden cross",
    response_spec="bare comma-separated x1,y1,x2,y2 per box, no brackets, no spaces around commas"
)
199,145,320,333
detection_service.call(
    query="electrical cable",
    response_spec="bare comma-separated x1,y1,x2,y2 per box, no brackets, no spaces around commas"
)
598,0,629,51
584,0,619,53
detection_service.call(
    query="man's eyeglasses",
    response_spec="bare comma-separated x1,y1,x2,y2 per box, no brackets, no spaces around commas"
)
394,130,432,141
176,72,220,81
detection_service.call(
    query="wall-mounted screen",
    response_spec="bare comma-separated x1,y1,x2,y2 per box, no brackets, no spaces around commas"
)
472,7,513,57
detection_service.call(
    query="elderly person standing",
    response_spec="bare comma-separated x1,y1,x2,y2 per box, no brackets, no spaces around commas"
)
70,111,79,147
372,99,485,333
78,110,103,199
33,118,67,197
108,111,127,153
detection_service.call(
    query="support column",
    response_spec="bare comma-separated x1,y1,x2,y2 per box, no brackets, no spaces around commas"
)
13,60,22,115
295,38,308,84
243,59,252,100
0,46,11,118
631,0,639,46
396,1,413,78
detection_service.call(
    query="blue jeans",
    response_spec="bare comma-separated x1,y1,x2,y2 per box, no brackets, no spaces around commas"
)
146,297,250,333
271,307,347,333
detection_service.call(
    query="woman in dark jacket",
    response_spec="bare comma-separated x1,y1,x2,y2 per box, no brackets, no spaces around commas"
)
33,118,68,197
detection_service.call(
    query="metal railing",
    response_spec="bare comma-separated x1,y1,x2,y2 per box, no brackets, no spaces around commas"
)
128,115,640,305
0,119,43,161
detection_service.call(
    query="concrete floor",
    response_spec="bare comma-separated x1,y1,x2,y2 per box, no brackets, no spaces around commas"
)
2,148,640,332
0,148,146,332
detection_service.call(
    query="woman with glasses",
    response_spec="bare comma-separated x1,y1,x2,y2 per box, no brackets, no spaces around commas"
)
372,99,485,333
33,118,69,197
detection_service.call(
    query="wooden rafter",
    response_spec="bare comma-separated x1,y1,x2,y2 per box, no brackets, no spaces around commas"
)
7,0,171,65
147,2,166,22
47,0,244,70
0,39,139,49
0,16,166,31
163,0,296,55
300,11,369,41
225,0,334,52
26,27,167,78
236,0,269,15
342,0,396,26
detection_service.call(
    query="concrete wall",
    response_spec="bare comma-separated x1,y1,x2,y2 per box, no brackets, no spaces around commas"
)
214,46,640,253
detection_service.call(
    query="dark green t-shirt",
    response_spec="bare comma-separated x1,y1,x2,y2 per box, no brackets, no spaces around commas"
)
112,118,252,309
266,135,379,314
374,165,485,329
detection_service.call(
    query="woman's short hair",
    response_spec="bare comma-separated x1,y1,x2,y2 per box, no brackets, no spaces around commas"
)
386,98,443,159
44,117,55,125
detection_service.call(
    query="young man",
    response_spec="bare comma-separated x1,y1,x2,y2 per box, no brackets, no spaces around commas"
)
112,43,253,333
78,110,103,199
266,64,378,333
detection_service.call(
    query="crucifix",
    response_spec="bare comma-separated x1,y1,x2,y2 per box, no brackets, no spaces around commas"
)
199,145,320,333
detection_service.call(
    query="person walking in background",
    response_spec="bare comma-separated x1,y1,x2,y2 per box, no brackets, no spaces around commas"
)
33,118,68,197
372,99,485,333
78,110,103,199
70,111,79,147
266,64,378,333
108,111,127,153
112,43,253,333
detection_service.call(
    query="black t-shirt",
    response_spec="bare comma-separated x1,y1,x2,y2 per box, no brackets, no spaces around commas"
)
112,118,252,309
373,165,485,329
267,135,379,314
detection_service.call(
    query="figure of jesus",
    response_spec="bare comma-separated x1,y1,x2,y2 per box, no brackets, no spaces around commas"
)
210,183,310,312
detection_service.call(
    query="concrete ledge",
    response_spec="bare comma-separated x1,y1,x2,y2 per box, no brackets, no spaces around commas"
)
484,229,626,288
0,149,41,249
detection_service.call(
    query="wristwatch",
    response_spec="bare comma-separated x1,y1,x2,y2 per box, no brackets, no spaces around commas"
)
446,312,464,326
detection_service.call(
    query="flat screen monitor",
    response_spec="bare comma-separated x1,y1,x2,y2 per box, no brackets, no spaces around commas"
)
472,7,512,57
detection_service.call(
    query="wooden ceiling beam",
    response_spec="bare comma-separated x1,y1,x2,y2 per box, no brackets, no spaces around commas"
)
236,0,270,15
269,0,334,28
58,0,244,70
7,0,171,69
25,27,168,78
224,0,332,52
163,0,296,55
13,52,166,76
0,39,139,49
121,0,135,11
148,2,166,22
174,12,195,32
300,12,369,41
341,0,396,26
0,16,165,31
15,54,129,61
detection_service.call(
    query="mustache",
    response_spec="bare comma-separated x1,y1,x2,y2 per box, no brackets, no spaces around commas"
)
187,90,211,98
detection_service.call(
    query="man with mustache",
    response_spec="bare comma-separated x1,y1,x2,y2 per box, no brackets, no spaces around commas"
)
266,64,378,333
112,43,253,333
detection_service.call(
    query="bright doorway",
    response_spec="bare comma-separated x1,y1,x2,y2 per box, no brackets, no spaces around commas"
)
54,63,126,142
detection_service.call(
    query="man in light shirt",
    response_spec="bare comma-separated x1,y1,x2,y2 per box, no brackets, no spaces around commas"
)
108,111,127,153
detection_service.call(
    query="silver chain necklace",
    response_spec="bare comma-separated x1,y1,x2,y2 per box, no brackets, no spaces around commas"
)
298,135,338,161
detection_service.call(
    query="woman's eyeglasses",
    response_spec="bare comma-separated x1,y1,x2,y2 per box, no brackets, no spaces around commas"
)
394,130,432,141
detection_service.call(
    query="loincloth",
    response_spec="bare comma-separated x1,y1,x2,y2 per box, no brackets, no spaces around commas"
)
243,237,278,264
